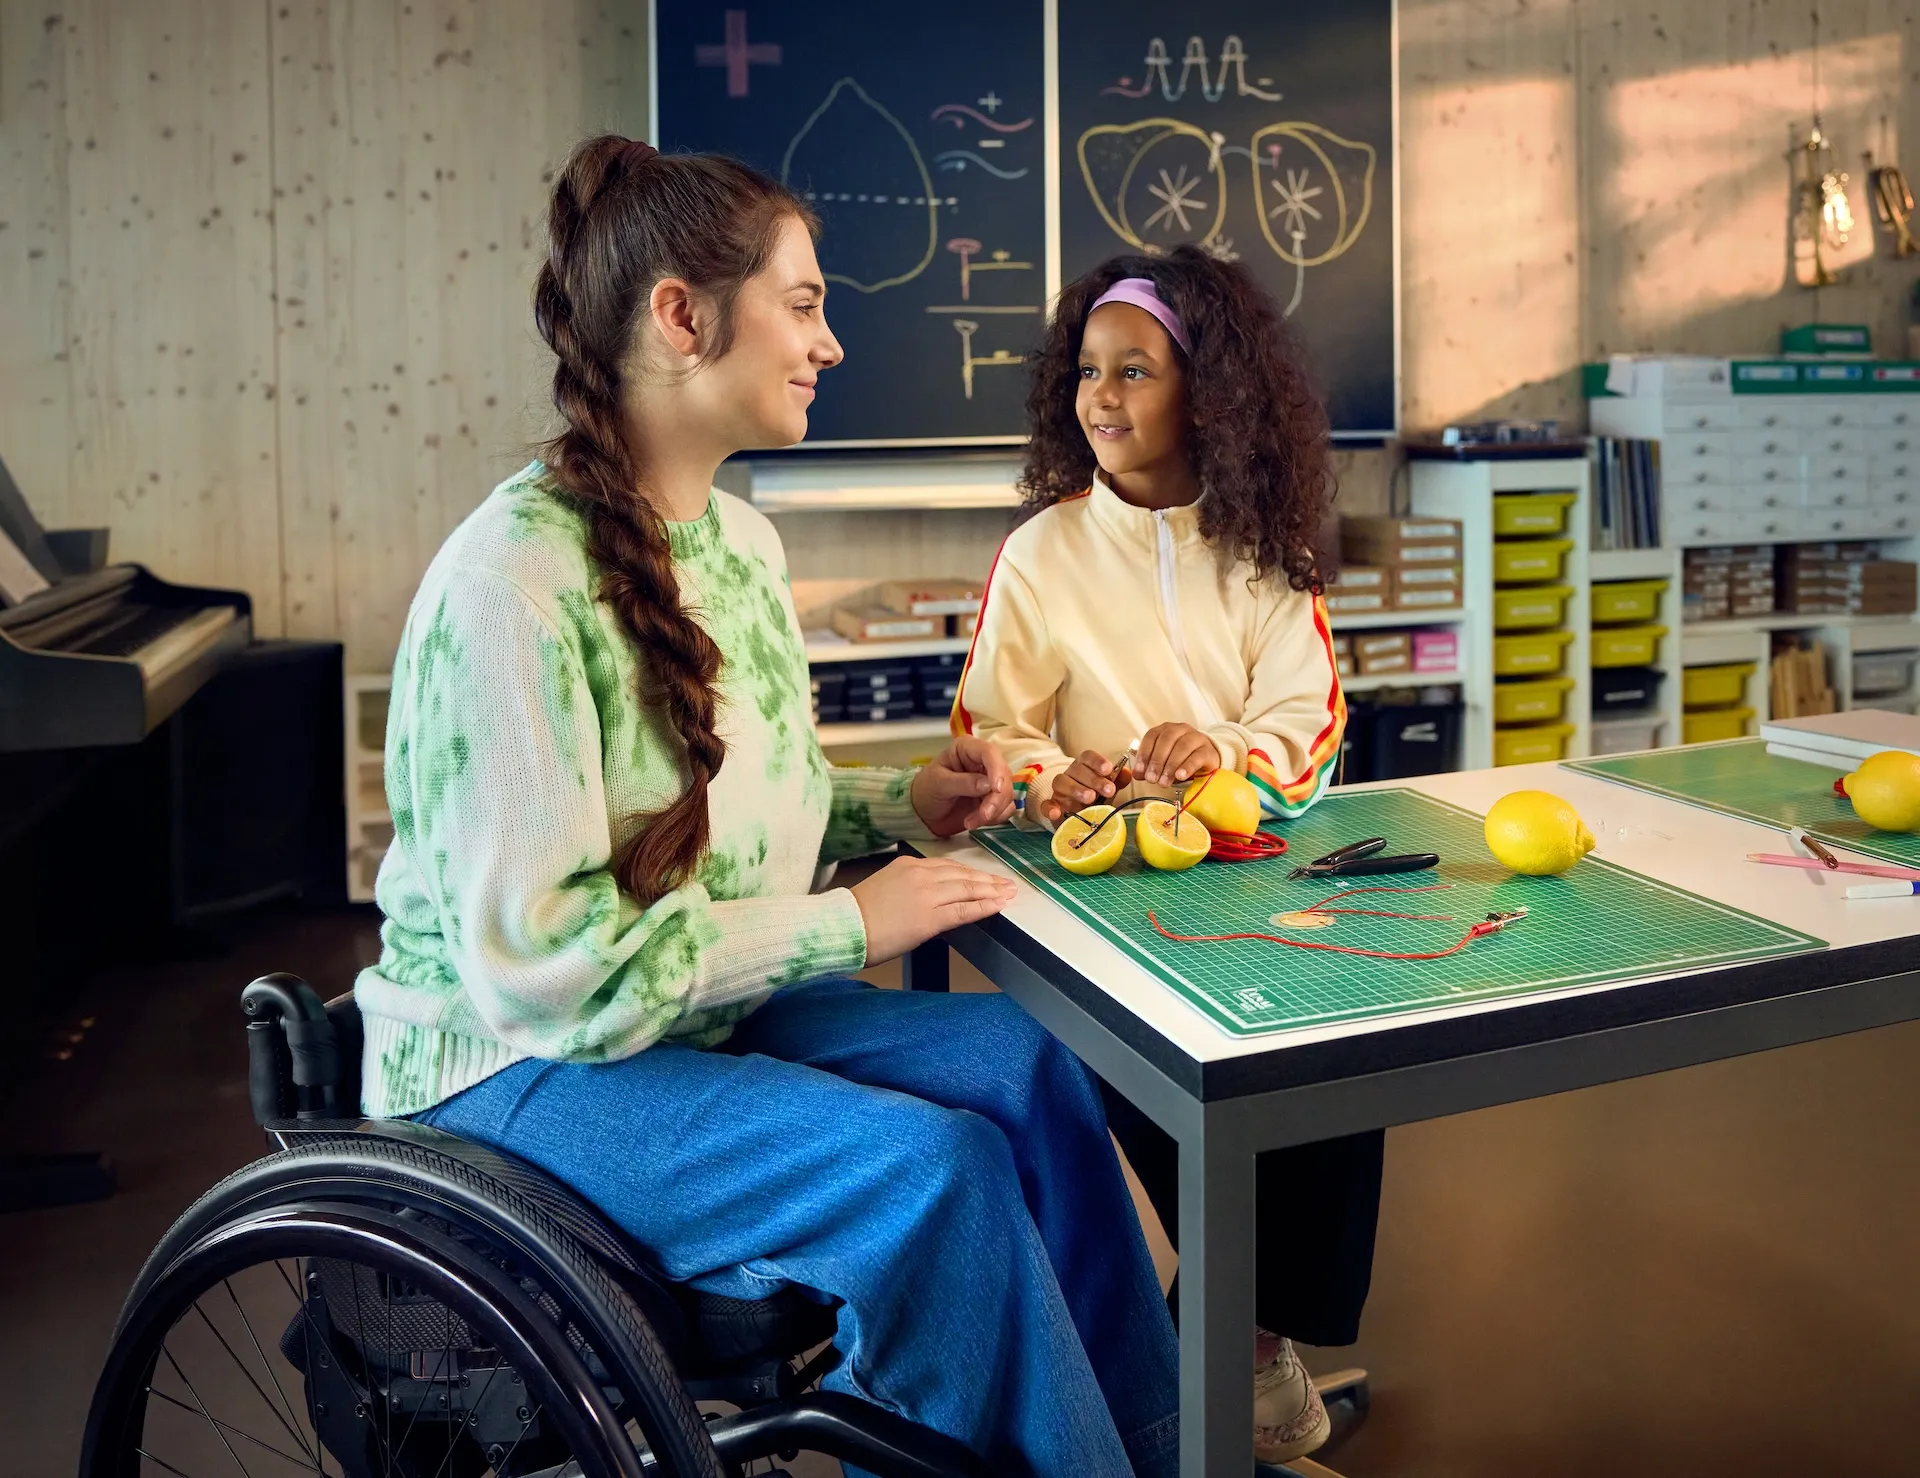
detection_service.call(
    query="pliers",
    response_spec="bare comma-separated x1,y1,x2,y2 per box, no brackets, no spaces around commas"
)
1288,836,1441,881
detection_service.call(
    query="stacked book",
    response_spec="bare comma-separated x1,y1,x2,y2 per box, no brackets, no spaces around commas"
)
1760,709,1920,769
1591,437,1663,551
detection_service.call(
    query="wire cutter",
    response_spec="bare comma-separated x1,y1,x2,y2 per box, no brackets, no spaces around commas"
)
1288,836,1440,881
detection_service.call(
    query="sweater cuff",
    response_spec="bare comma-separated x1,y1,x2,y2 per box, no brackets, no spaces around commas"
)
688,890,869,1010
1206,725,1249,776
1020,760,1075,830
837,765,932,844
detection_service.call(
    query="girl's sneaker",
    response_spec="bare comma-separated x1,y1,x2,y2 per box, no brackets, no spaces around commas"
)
1252,1332,1331,1464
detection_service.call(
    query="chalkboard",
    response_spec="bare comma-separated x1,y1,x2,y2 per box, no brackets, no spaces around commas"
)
1057,1,1398,437
654,2,1046,448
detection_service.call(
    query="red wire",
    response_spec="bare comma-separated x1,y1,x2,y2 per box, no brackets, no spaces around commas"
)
1206,829,1288,862
1147,885,1490,961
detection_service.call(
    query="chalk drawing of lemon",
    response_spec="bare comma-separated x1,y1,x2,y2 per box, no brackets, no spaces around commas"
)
781,78,938,293
1249,122,1376,268
1076,118,1229,254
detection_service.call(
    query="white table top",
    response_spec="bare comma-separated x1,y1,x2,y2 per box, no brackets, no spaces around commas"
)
923,760,1920,1068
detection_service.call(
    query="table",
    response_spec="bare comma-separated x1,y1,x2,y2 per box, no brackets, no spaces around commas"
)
905,759,1920,1477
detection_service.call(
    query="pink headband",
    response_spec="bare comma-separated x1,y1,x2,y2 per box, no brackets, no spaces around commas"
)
1087,277,1191,356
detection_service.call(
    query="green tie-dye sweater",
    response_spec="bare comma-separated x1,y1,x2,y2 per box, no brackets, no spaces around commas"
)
357,463,924,1117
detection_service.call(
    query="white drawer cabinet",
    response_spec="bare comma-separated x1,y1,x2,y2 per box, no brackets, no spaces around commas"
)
1733,454,1804,486
1737,401,1796,431
1663,401,1738,432
1798,399,1864,430
1862,399,1920,429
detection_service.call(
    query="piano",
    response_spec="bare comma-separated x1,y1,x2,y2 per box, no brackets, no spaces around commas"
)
0,456,250,752
0,564,251,751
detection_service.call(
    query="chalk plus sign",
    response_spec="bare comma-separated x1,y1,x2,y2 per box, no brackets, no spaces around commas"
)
977,92,1002,114
695,10,782,98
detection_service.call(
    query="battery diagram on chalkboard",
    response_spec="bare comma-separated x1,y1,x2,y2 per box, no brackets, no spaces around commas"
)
1058,1,1397,437
655,3,1047,447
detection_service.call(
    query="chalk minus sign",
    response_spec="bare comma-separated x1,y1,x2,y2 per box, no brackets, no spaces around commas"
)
924,305,1040,314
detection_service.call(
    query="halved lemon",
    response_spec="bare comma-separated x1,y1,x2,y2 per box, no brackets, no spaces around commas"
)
1136,801,1211,871
1051,805,1127,875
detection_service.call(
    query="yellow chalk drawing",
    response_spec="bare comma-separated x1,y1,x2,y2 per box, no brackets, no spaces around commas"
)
1249,122,1375,268
1075,118,1228,253
781,78,938,293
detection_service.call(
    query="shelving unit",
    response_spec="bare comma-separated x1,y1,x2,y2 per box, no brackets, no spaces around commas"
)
1410,456,1593,768
345,674,394,904
1589,360,1920,744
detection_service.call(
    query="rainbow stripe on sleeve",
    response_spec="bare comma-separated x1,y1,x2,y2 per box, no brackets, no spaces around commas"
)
1247,595,1347,818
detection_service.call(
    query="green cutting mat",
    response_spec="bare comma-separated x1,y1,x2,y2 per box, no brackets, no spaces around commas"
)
973,789,1823,1038
1564,740,1920,868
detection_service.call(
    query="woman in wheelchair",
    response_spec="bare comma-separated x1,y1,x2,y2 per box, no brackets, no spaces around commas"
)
82,137,1182,1478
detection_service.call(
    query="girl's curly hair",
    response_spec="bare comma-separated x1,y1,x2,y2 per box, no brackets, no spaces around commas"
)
1018,246,1336,592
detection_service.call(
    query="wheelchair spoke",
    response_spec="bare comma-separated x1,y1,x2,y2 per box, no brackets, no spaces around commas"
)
284,1259,333,1476
145,1387,326,1474
424,1357,505,1478
190,1297,309,1457
224,1276,308,1452
137,1446,201,1478
158,1347,259,1478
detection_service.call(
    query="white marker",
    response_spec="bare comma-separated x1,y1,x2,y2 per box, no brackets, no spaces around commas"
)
1844,880,1920,899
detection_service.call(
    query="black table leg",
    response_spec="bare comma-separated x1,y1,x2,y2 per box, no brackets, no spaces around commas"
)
902,938,950,992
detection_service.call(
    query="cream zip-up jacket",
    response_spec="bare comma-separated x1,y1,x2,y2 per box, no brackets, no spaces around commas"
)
952,475,1345,824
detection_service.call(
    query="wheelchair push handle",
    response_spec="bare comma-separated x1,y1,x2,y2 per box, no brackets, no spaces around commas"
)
242,973,341,1123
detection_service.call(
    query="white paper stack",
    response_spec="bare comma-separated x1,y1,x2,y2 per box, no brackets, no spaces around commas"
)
1760,710,1920,769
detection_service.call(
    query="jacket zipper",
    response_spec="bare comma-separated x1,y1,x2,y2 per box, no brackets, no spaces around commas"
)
1154,509,1221,724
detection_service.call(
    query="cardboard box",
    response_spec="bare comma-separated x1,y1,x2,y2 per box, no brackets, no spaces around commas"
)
1395,584,1463,612
1325,589,1391,616
1355,631,1412,676
1341,516,1463,567
831,605,942,642
877,578,983,617
1395,562,1463,588
951,612,978,639
1329,564,1389,590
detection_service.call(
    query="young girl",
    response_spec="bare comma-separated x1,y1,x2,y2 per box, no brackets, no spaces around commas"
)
953,247,1380,1465
357,138,1180,1477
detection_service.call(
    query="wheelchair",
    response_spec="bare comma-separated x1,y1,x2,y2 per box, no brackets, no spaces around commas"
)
81,973,990,1478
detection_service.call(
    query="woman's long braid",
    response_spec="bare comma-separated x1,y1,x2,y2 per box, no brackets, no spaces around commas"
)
535,142,726,905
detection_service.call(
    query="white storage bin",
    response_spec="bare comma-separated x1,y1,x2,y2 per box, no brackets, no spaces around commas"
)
1590,716,1665,756
1852,650,1918,697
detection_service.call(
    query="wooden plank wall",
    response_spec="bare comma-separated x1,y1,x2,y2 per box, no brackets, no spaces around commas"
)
2,0,1918,672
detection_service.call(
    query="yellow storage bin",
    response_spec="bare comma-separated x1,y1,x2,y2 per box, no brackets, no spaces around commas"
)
1493,583,1574,631
1492,628,1575,677
1492,676,1575,724
1591,578,1669,625
1492,492,1578,537
1493,722,1577,766
1492,538,1574,585
1683,705,1755,744
1591,623,1666,668
1682,662,1755,708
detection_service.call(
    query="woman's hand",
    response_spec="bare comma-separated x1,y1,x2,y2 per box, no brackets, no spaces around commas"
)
851,856,1018,965
1134,722,1221,786
910,734,1017,838
1043,750,1133,824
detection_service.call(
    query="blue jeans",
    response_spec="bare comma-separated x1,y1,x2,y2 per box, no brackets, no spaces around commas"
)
415,977,1180,1477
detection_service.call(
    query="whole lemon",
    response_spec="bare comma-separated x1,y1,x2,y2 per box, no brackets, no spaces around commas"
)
1135,801,1211,871
1484,790,1597,875
1050,805,1128,876
1841,750,1920,833
1181,769,1263,837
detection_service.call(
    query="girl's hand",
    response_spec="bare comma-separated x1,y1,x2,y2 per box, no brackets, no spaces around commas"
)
911,734,1017,837
1043,750,1136,823
851,856,1018,965
1135,723,1221,786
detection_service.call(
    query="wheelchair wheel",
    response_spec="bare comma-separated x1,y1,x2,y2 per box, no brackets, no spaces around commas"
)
83,1135,726,1478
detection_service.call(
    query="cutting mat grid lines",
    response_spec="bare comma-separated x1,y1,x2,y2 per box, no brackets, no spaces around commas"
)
974,789,1824,1037
1564,741,1920,868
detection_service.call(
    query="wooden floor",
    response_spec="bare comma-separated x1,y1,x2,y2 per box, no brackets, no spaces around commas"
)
4,908,1918,1477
